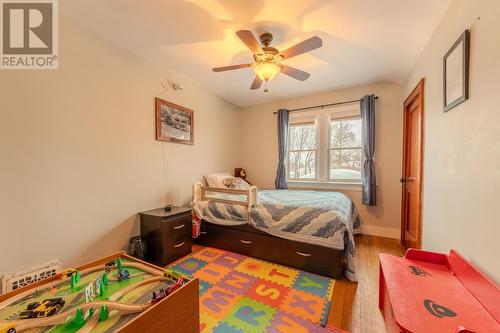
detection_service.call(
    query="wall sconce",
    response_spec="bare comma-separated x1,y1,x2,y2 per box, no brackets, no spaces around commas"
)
161,80,183,92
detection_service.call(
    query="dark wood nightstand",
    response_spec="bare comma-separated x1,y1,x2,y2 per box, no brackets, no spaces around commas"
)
140,207,192,266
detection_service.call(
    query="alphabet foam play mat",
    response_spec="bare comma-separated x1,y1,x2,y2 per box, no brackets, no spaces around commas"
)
169,247,345,333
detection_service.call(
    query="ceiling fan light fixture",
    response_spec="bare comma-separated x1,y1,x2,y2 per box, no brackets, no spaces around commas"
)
254,62,280,81
213,30,320,90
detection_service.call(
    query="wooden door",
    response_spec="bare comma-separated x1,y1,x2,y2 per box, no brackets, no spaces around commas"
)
401,79,424,248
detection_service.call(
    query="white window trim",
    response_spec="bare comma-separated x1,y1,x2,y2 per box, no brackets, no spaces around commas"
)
287,180,362,191
286,103,362,188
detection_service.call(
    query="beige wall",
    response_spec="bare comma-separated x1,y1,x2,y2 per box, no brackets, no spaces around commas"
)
238,82,404,238
4,0,498,286
404,0,500,282
0,17,240,277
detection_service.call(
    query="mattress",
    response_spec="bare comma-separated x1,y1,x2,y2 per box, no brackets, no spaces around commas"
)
193,189,361,281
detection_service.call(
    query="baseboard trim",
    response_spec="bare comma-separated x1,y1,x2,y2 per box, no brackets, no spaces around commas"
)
359,225,400,239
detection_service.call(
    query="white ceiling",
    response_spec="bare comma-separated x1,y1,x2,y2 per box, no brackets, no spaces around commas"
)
61,0,451,107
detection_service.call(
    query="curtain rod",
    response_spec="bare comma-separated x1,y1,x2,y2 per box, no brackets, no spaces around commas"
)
273,96,378,114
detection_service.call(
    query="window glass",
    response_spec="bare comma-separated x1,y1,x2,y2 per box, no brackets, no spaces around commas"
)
288,123,316,179
330,119,362,148
329,118,362,181
289,124,316,150
288,151,316,179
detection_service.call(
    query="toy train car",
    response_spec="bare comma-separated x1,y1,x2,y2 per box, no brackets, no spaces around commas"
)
57,268,76,279
19,297,65,319
166,278,183,295
151,288,167,304
105,260,116,272
164,269,190,281
0,322,16,333
117,269,129,281
150,277,184,304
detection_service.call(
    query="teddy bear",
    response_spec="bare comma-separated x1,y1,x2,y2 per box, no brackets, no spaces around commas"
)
234,168,253,186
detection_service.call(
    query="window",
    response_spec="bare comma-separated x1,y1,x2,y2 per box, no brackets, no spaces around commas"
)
287,105,362,185
329,118,362,181
287,121,317,180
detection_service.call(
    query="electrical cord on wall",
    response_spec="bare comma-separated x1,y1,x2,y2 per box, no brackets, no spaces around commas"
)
160,141,168,205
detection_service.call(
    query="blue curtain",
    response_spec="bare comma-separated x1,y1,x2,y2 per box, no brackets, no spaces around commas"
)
361,95,376,205
275,109,289,189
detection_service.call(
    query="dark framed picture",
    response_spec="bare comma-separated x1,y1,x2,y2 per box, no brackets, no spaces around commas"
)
443,29,470,112
155,98,194,145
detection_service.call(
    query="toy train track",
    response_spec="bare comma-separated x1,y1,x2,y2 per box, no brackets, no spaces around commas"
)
0,262,163,312
11,275,167,332
13,300,152,332
0,262,176,333
0,252,198,333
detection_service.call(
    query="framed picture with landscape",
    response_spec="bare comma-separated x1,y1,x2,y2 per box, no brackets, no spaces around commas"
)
155,97,194,145
443,29,470,112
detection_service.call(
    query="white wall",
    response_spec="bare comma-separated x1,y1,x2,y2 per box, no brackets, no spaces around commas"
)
238,82,404,238
404,0,500,282
0,17,240,277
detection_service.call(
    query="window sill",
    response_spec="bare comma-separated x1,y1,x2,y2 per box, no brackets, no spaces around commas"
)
287,180,362,191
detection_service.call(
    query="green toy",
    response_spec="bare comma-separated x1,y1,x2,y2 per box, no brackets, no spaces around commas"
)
70,274,76,289
74,271,81,282
117,257,123,270
99,284,105,297
99,305,108,321
74,307,84,327
103,272,108,285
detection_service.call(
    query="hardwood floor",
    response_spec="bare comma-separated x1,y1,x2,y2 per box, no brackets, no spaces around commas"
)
191,234,405,333
328,235,406,332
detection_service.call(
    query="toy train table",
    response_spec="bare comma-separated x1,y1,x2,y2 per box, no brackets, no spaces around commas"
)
0,252,199,333
379,249,500,333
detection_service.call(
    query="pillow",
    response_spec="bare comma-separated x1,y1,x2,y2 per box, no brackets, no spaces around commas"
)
235,178,251,190
222,177,251,190
203,173,232,188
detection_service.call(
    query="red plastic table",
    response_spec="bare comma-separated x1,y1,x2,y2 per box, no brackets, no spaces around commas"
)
379,249,500,333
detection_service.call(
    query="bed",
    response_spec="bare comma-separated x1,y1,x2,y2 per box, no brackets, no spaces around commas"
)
192,182,360,281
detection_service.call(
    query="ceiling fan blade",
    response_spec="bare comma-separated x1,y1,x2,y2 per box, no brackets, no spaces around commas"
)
212,64,252,72
236,30,263,55
280,65,311,81
250,76,263,90
280,36,322,59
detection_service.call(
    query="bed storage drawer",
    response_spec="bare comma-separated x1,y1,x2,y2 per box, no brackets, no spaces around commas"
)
271,237,343,279
197,223,272,260
195,221,344,279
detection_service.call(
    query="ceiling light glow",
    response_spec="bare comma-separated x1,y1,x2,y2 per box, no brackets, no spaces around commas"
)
254,62,280,81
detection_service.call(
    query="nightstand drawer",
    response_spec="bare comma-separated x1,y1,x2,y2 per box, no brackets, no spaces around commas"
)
165,234,192,264
165,232,192,248
164,213,191,239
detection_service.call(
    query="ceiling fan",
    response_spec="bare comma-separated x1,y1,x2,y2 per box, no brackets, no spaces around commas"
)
212,30,323,92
